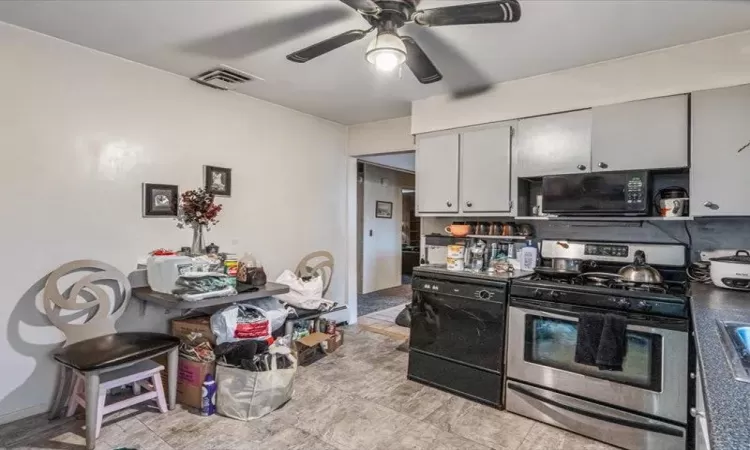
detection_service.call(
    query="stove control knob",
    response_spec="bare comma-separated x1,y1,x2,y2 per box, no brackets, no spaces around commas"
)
610,297,631,309
636,300,652,312
533,289,543,299
550,291,562,300
477,290,491,300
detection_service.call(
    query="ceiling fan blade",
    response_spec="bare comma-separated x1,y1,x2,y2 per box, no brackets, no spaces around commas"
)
401,36,442,84
182,5,351,58
405,26,492,98
414,0,521,27
287,29,370,63
339,0,381,15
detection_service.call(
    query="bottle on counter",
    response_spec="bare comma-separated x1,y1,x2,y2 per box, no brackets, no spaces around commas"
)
519,240,539,272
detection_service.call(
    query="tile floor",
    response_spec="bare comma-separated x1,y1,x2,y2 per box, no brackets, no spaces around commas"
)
0,327,616,450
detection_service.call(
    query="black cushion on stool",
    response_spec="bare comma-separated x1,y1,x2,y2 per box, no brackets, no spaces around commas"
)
53,332,180,372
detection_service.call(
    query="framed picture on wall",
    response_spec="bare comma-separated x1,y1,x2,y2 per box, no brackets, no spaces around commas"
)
375,201,393,219
143,183,178,217
204,165,232,196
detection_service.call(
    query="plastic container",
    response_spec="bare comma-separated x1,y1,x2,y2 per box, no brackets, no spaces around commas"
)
519,240,539,272
146,255,193,294
201,374,217,416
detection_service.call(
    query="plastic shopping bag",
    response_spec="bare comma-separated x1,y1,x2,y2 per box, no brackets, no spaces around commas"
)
216,351,297,420
273,269,333,311
211,304,271,345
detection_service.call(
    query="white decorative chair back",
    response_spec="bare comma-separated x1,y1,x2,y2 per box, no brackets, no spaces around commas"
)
295,251,334,296
43,260,131,346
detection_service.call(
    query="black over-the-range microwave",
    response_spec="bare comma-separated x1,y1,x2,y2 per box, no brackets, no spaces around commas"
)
541,170,650,216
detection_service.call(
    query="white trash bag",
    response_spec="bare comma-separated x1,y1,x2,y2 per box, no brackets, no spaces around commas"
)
273,269,334,311
216,350,297,421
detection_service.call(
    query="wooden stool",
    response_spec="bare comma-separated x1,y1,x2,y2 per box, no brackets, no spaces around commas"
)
66,360,168,438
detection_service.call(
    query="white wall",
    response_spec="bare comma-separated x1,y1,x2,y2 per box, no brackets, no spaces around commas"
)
361,165,412,294
412,29,750,134
347,116,414,156
0,22,348,423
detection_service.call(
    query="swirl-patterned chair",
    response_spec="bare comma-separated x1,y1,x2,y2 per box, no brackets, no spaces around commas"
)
43,260,180,450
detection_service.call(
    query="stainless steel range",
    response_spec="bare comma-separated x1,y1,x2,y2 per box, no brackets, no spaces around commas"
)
505,240,689,450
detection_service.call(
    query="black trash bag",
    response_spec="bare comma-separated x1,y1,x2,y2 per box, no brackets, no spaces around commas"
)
395,305,411,328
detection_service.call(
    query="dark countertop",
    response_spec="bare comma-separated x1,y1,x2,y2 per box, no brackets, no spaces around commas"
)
690,282,750,450
133,281,290,310
413,264,534,282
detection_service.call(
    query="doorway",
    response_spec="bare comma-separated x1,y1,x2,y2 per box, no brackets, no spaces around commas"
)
355,152,415,324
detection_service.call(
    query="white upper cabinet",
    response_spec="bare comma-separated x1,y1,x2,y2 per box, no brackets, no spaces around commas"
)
591,95,688,172
416,133,459,214
460,126,512,213
516,109,592,178
691,84,750,216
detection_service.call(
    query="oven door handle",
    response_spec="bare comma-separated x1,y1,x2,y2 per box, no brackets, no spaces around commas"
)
506,382,683,437
510,305,662,335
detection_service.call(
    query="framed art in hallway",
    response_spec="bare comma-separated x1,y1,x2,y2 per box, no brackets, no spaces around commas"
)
376,201,393,219
143,183,178,217
204,165,232,196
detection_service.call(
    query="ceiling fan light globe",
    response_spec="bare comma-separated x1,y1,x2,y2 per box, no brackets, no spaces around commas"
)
365,32,407,71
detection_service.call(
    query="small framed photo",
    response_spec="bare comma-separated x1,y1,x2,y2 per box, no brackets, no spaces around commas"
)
204,165,232,196
143,183,178,217
375,201,393,219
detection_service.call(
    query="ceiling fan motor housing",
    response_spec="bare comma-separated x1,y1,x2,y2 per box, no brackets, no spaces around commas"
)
365,0,419,31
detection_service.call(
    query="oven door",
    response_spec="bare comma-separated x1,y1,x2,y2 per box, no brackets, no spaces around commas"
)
507,298,687,424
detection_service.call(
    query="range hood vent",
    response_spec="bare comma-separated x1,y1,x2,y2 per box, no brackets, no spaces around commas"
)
191,65,256,91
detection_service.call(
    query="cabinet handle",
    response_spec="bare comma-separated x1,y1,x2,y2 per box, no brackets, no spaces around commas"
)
446,201,453,207
577,164,587,171
690,407,705,418
598,162,608,169
690,372,696,380
466,201,473,207
703,201,715,208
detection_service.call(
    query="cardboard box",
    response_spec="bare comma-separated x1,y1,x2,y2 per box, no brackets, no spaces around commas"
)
294,331,344,365
171,315,215,345
153,354,216,409
294,332,329,366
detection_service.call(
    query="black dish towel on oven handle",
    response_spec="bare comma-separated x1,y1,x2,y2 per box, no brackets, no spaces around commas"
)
596,314,628,371
574,313,604,366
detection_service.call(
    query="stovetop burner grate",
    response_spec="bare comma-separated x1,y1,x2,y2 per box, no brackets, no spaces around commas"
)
528,271,686,296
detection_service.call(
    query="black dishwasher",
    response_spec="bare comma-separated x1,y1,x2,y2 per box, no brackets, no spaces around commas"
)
408,273,507,407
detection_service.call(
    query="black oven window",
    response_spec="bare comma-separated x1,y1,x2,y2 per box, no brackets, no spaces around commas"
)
524,315,662,391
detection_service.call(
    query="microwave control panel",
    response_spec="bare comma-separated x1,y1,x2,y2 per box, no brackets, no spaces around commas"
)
625,174,646,207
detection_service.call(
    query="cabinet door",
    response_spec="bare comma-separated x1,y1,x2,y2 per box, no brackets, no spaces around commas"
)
516,109,592,177
416,133,459,213
592,95,688,172
460,126,512,213
692,85,750,216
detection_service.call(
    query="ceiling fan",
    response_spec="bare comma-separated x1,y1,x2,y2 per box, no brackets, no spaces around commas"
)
286,0,522,84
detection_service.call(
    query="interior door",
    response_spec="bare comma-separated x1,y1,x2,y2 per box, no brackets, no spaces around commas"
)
692,84,750,216
460,126,512,213
591,95,688,172
516,110,592,177
416,133,459,213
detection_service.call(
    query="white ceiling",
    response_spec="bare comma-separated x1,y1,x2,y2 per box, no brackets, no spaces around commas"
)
2,1,750,125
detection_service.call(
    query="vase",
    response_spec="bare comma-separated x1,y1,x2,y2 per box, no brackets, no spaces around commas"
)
191,225,205,255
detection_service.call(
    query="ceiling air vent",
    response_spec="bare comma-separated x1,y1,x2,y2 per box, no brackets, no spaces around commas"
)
191,65,257,91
